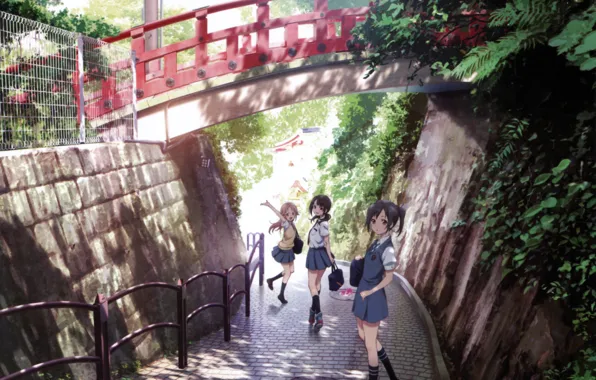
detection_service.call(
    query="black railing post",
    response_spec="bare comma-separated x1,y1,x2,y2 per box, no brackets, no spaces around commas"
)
223,269,231,342
244,262,250,317
258,233,265,286
93,294,110,380
176,279,187,369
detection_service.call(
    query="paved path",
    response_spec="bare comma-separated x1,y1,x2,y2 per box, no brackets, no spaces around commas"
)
128,252,438,380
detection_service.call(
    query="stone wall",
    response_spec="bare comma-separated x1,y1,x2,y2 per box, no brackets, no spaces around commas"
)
391,92,577,379
0,134,246,378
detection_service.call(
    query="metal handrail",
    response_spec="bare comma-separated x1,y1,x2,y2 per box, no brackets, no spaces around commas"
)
0,232,265,380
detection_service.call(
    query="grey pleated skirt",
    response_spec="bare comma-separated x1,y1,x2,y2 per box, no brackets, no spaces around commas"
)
272,246,295,263
305,247,332,270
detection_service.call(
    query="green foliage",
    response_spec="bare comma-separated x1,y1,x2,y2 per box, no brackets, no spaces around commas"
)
0,0,120,39
353,0,596,377
315,93,425,258
203,131,243,218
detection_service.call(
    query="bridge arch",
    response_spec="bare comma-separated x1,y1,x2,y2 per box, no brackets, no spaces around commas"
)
136,53,470,141
96,0,485,141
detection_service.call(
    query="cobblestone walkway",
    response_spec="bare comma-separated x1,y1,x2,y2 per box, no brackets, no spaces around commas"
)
129,252,438,380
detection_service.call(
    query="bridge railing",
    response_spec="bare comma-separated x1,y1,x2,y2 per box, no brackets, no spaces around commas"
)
103,0,370,104
0,232,265,380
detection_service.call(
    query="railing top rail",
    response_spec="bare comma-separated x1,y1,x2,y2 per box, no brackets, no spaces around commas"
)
109,322,179,354
247,237,262,264
0,301,95,318
185,270,226,286
228,263,246,275
107,282,179,304
104,0,265,43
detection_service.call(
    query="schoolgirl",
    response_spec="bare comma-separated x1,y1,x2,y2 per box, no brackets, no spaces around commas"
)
261,200,299,304
305,194,334,331
352,200,405,380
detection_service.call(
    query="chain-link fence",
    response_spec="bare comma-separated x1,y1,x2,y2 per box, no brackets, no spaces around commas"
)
0,11,136,151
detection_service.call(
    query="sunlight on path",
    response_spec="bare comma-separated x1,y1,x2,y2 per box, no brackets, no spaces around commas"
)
128,251,437,380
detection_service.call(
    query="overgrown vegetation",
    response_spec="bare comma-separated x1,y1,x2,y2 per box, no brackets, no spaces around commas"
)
352,0,595,378
314,92,426,259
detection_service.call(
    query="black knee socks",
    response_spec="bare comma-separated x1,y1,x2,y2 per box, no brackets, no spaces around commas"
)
378,347,398,380
278,282,288,304
312,295,321,313
271,272,283,282
368,365,379,380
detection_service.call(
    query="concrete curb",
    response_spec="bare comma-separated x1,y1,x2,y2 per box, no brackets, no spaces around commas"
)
335,259,450,380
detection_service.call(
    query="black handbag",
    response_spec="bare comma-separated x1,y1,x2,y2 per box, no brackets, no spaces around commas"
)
292,224,304,254
350,258,364,287
328,262,344,291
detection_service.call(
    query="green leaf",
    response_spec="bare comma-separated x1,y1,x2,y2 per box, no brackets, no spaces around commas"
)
559,262,572,272
513,253,526,262
552,159,571,174
520,176,530,183
541,215,556,229
588,198,596,209
534,173,552,185
580,57,596,71
575,31,596,55
541,197,557,208
523,204,543,219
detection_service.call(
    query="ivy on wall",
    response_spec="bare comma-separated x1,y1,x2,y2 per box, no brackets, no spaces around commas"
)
351,0,596,377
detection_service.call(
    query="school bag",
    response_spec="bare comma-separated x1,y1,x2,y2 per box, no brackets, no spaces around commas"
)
292,223,304,254
328,262,344,291
350,257,364,287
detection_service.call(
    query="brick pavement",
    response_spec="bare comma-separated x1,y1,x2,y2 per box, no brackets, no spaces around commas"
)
127,252,438,380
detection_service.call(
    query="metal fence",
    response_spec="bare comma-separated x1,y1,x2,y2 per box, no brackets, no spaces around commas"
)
0,11,135,151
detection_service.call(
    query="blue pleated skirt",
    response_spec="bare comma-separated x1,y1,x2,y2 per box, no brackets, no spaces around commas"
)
272,246,295,263
306,247,332,270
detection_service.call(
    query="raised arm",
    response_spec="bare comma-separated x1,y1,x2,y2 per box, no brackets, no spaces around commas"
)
260,200,285,221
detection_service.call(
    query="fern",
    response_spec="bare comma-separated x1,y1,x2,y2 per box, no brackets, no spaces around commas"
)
489,119,529,171
489,0,558,29
445,29,546,81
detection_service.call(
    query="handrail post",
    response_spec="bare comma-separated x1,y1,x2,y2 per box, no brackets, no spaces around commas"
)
176,279,187,369
93,294,110,380
244,261,250,317
223,269,231,342
259,233,265,287
76,34,86,144
256,1,270,56
130,27,145,100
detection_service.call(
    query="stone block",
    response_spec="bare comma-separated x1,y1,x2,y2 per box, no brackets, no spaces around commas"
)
34,220,64,256
119,194,138,222
75,209,95,239
100,171,124,200
77,176,106,208
78,145,114,175
108,144,123,169
148,186,165,210
27,185,61,221
1,153,38,189
136,143,164,163
32,151,61,185
119,143,141,167
54,181,83,214
166,180,187,204
137,189,155,214
0,233,12,259
0,164,9,195
88,237,108,266
142,213,162,238
164,161,181,182
132,166,151,189
58,213,86,248
0,191,35,226
56,148,84,179
87,204,111,236
117,168,135,194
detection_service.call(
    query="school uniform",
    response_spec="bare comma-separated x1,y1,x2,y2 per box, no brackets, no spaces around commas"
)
305,220,332,270
271,220,296,263
352,236,396,323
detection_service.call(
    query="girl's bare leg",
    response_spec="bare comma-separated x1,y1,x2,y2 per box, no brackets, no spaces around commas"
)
363,321,381,367
315,269,325,294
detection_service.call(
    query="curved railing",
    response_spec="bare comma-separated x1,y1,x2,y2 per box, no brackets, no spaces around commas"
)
86,0,371,120
0,232,265,380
